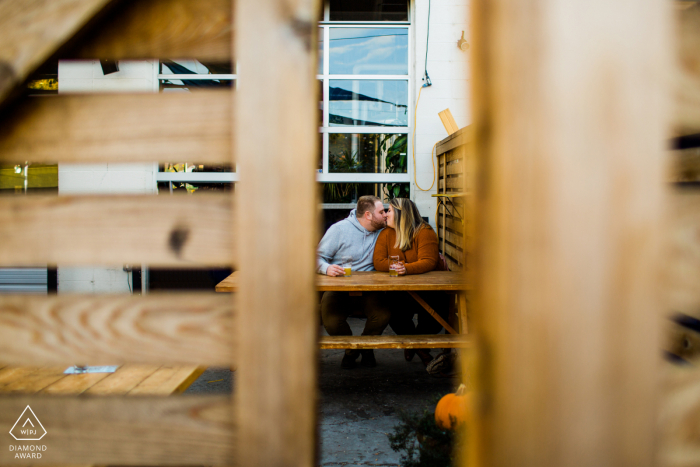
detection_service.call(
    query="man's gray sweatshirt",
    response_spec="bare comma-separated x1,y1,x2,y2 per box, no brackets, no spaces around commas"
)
317,209,383,274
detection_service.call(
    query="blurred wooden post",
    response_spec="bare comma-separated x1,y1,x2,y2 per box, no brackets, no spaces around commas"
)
234,0,320,466
468,0,671,466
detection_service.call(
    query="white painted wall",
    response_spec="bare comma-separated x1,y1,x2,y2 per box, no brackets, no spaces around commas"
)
411,0,470,226
57,60,158,294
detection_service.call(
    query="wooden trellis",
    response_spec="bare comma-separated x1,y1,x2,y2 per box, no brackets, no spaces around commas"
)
0,0,699,466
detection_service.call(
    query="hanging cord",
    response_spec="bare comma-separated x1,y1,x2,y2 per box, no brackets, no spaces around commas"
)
423,0,432,86
412,86,437,192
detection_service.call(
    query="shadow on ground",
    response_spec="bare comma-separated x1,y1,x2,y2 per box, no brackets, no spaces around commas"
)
185,317,460,467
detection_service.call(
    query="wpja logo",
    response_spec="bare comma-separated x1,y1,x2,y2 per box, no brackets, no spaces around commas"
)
8,406,47,459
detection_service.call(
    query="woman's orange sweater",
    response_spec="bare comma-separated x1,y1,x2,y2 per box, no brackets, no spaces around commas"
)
373,226,439,275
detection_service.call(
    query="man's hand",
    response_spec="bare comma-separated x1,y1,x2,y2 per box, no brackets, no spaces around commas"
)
326,264,346,277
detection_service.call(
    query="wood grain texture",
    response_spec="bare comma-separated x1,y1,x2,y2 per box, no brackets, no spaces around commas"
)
436,126,471,155
234,0,321,465
0,194,234,266
675,3,700,135
0,396,234,465
0,294,234,365
0,0,112,105
0,91,231,164
128,365,206,395
71,0,232,60
215,271,469,293
319,334,471,349
469,0,669,466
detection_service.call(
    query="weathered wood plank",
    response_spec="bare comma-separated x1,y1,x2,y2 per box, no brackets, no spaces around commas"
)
438,226,464,249
0,396,234,465
438,216,465,234
436,126,471,155
469,0,668,465
128,366,207,395
235,0,320,465
0,294,233,366
0,195,233,266
39,371,112,395
0,0,112,106
71,0,232,60
0,91,231,164
446,161,464,176
82,364,161,395
0,367,66,393
439,176,465,190
216,271,468,293
320,334,471,349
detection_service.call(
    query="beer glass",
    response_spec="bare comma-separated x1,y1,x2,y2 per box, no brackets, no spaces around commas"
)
389,256,400,276
341,256,352,277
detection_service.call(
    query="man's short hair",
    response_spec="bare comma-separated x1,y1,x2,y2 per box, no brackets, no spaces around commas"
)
356,195,381,218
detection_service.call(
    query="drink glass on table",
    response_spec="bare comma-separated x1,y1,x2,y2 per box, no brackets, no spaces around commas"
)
341,256,352,277
389,256,400,277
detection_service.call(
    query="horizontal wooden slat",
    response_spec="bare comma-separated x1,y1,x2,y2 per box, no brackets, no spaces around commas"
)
445,160,464,176
438,215,465,234
0,91,231,163
443,243,464,266
71,0,232,61
439,176,465,190
320,334,471,349
438,227,465,248
0,0,112,106
436,126,471,155
0,396,234,465
0,194,233,266
0,294,233,365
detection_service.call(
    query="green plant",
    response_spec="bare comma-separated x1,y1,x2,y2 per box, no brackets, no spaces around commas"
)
388,397,464,467
379,134,410,200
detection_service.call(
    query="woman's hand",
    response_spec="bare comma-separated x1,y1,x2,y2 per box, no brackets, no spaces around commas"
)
395,262,407,275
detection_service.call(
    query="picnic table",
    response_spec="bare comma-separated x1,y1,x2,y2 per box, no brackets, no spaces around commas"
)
0,365,205,395
216,270,471,349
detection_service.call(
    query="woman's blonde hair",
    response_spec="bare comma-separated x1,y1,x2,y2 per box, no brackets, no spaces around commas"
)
390,198,429,251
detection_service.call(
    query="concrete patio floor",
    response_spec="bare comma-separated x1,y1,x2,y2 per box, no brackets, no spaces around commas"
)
185,317,460,466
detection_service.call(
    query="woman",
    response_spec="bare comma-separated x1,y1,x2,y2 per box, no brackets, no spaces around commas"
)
373,198,449,366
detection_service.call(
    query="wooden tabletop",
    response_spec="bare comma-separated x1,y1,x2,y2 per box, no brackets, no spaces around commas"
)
0,364,205,395
215,270,468,293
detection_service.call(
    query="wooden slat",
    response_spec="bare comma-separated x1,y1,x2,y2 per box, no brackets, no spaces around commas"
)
0,195,233,266
438,226,465,249
235,0,320,465
469,0,668,465
39,371,112,395
439,215,465,234
446,160,464,176
0,396,234,465
319,334,471,349
83,364,161,395
408,291,458,334
0,294,233,365
0,0,112,106
0,367,66,393
439,176,465,190
0,91,231,164
71,0,232,61
438,108,460,135
436,126,471,155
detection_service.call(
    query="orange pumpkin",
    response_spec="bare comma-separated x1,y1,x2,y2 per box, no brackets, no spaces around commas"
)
435,383,470,430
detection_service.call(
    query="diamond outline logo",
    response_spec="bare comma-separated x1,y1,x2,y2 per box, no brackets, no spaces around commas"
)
9,406,47,441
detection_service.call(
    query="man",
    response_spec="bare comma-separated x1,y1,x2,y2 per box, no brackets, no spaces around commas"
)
317,195,390,369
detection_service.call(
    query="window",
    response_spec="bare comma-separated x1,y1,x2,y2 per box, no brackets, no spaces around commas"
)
156,60,238,192
319,2,411,206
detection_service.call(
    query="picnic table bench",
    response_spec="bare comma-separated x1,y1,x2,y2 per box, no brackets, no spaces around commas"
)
0,365,205,395
216,270,471,349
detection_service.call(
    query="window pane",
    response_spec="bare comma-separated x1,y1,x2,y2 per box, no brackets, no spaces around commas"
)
160,79,233,92
329,0,408,22
330,80,407,126
329,28,408,75
161,60,234,74
318,28,324,74
329,133,407,173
